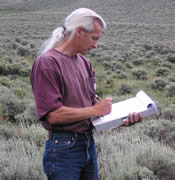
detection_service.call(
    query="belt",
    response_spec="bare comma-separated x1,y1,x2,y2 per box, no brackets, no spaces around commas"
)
48,130,93,141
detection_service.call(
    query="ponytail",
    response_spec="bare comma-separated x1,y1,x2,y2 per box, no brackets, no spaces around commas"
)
38,8,106,55
38,26,65,55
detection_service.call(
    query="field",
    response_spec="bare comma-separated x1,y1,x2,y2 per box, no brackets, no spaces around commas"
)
0,0,175,179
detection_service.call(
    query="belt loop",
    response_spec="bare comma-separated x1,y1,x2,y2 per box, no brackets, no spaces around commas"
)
49,130,53,140
74,132,78,139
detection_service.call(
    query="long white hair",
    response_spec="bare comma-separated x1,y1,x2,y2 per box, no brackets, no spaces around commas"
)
38,8,106,55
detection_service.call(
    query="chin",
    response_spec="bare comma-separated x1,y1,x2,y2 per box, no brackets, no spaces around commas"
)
80,50,89,55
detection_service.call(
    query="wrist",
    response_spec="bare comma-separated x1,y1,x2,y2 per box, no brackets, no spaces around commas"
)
90,106,101,117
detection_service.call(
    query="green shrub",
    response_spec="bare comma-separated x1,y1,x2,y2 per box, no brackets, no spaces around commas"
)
125,62,134,69
97,42,105,48
0,122,46,179
161,62,172,69
151,56,162,65
0,77,11,87
30,43,35,49
9,50,16,56
103,61,112,70
162,105,175,120
0,63,9,75
15,103,38,125
106,70,112,76
151,77,167,90
132,58,144,66
0,122,17,139
96,76,115,96
102,55,114,62
131,69,147,80
0,87,26,122
96,124,175,180
145,50,155,58
1,119,175,179
0,138,46,179
3,56,14,64
19,123,46,146
155,67,170,77
111,61,124,71
16,46,30,56
0,47,6,55
168,74,175,82
30,48,37,57
119,84,132,95
136,142,175,179
143,44,152,51
19,67,31,76
117,58,127,64
15,37,21,43
8,63,21,75
0,63,30,76
166,83,175,97
117,71,128,79
144,120,175,149
114,69,128,79
154,43,171,55
11,42,19,50
21,40,28,46
167,54,175,63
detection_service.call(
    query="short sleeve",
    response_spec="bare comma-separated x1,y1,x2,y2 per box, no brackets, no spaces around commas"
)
30,58,63,121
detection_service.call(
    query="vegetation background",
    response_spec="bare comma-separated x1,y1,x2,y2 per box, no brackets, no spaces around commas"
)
0,0,175,179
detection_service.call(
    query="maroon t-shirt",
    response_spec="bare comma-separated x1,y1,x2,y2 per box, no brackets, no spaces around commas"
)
30,49,97,134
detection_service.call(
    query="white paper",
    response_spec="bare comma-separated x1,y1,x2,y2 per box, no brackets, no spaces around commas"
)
92,90,157,131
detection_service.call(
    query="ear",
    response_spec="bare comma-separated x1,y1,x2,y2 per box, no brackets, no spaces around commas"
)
75,26,84,39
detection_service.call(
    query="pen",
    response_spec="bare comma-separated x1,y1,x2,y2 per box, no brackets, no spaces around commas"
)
95,95,101,101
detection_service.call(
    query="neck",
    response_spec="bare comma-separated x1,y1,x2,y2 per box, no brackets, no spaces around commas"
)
55,37,77,57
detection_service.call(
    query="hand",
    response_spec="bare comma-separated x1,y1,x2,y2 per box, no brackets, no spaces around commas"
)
124,112,143,126
45,131,49,141
94,97,112,116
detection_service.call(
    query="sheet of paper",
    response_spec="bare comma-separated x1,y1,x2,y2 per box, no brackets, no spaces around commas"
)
92,90,157,130
136,91,155,108
101,97,145,122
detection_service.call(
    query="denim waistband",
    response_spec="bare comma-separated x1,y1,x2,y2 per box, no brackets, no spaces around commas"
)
49,130,93,141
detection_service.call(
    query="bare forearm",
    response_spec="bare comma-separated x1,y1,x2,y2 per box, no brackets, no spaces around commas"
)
48,106,98,124
47,98,112,125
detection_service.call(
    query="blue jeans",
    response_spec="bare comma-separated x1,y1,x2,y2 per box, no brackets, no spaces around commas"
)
43,131,98,180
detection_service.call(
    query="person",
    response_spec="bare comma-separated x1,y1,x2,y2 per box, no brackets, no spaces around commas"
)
30,8,142,180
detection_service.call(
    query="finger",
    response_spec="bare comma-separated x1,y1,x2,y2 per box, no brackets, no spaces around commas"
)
138,113,143,122
133,112,139,123
123,117,129,126
105,97,112,102
124,119,129,126
129,113,134,124
126,114,130,125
